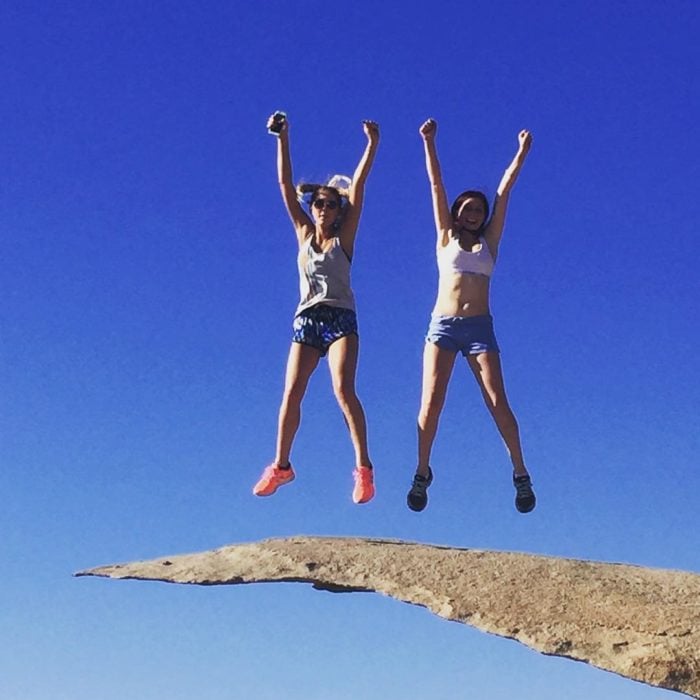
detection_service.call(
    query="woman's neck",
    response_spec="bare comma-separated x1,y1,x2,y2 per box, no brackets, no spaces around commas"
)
457,227,481,242
315,224,335,239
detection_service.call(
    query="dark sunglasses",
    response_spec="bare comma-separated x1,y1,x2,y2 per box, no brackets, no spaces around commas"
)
312,198,339,211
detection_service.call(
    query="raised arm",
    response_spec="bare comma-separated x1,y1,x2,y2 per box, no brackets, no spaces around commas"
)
267,112,312,241
338,120,380,253
484,129,533,253
419,119,452,246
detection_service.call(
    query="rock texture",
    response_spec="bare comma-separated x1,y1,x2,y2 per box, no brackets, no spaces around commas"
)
77,537,700,698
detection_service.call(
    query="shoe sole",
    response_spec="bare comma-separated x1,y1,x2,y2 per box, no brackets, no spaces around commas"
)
407,498,427,512
253,473,295,497
353,492,374,505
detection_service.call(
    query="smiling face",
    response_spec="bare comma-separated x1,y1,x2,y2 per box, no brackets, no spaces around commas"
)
451,191,490,234
456,197,487,231
310,187,342,228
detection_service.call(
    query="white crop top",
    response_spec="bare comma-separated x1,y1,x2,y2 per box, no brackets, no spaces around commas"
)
436,235,495,278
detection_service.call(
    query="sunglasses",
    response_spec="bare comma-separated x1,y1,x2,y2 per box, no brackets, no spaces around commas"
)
312,198,339,211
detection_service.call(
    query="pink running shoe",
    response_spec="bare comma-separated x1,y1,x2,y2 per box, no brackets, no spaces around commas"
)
253,463,295,497
352,466,375,504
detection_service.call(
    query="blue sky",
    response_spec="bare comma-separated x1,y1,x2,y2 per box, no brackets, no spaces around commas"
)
2,1,699,698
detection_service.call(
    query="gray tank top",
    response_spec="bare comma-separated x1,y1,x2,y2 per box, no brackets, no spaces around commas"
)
296,236,355,316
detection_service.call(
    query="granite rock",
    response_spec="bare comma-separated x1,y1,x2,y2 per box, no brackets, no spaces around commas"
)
77,537,700,697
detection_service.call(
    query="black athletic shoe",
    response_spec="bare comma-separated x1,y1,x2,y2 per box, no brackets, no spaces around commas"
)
513,474,536,513
407,467,433,512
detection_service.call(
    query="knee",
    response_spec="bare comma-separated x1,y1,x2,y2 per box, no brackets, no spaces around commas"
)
282,383,306,407
488,394,515,421
419,395,445,423
333,382,357,409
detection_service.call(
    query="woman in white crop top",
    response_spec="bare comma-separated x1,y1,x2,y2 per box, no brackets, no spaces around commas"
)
407,118,537,514
252,113,379,505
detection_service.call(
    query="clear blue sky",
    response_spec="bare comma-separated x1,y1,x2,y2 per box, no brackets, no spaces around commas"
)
2,1,699,698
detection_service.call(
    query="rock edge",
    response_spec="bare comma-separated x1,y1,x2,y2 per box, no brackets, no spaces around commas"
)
77,536,700,698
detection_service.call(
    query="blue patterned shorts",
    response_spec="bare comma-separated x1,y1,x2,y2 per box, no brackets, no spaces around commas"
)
426,314,500,356
292,304,358,356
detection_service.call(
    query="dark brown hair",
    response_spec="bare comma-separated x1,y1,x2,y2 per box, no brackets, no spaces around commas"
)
450,190,490,227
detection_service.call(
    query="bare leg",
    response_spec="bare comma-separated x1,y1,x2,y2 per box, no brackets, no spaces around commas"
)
326,334,371,466
467,351,528,476
274,343,321,466
417,342,458,477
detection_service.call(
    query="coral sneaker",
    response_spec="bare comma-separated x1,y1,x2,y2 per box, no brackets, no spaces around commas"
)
352,466,375,504
253,463,295,497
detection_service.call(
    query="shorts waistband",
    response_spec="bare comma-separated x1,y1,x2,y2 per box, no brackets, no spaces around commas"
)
430,313,493,322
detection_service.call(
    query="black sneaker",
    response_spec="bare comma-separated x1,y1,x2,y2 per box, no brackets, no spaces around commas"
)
513,474,536,513
407,467,433,512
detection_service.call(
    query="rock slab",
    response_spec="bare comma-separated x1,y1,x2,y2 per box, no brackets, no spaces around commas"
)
77,537,700,697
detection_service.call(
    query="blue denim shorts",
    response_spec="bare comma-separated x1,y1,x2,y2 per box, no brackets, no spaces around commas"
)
293,304,358,356
426,314,500,356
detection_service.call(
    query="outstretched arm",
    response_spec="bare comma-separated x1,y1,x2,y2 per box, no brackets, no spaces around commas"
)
420,119,451,245
484,129,533,253
267,112,312,241
339,120,380,252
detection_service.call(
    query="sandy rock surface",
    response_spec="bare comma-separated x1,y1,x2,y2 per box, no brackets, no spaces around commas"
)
77,536,700,698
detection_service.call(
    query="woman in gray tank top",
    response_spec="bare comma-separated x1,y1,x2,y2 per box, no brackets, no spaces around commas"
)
253,112,379,505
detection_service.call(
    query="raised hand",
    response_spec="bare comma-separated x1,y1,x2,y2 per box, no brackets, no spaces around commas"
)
362,119,380,142
267,111,288,136
420,118,437,140
518,129,532,153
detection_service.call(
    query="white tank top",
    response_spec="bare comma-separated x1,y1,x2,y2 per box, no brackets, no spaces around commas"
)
436,235,495,278
296,236,356,315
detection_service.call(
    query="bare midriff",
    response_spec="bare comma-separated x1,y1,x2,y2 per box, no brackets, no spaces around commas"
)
432,272,491,317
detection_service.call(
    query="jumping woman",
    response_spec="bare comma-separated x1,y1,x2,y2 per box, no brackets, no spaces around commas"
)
253,113,379,504
408,118,536,514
